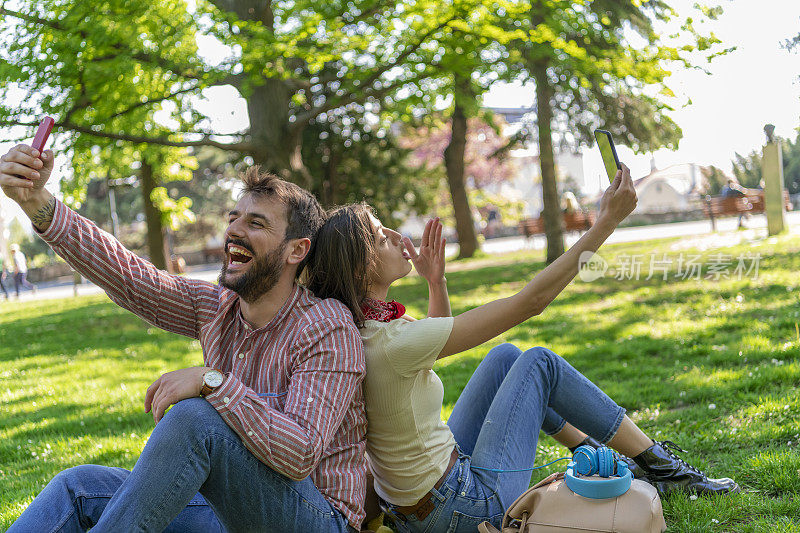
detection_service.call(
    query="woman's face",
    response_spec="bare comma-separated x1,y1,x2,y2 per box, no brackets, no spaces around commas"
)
368,214,412,289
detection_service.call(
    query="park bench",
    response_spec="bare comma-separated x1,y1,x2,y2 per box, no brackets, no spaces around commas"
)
519,211,596,238
702,189,792,228
202,246,226,264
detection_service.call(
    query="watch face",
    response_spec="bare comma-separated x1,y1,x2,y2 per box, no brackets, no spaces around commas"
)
205,370,224,388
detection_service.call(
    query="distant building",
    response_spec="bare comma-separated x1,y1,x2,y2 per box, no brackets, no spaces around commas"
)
498,149,587,217
632,163,704,214
490,106,536,125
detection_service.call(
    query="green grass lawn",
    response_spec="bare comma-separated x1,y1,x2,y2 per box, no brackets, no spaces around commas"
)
2,228,799,531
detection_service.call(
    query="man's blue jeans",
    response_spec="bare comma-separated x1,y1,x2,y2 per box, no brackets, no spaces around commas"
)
383,344,626,533
8,398,354,533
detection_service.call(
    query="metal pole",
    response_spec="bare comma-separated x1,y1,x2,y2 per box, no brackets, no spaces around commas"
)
108,186,120,238
762,124,786,236
705,195,716,232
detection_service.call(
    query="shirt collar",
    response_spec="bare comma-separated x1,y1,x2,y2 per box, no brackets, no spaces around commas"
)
237,284,302,334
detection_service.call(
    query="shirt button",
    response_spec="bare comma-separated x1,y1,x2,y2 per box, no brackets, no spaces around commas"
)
238,353,245,359
223,397,230,404
461,491,466,496
247,431,253,436
307,397,313,402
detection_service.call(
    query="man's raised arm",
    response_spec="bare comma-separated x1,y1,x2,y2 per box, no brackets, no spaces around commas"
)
0,145,217,338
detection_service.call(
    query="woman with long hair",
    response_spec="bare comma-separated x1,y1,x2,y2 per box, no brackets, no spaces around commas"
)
306,166,738,532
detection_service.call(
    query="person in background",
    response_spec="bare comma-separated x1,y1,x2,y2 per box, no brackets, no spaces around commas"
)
561,191,582,214
483,205,501,239
720,179,749,228
0,252,8,299
10,243,36,297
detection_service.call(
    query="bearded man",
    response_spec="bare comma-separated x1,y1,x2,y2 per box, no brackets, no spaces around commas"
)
1,144,367,533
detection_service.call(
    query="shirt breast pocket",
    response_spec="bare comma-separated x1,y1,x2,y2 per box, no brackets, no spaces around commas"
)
256,390,289,410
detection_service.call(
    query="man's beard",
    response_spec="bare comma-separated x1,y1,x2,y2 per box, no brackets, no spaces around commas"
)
219,241,287,303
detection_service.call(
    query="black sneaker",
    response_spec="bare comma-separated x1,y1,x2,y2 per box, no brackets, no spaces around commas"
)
632,440,739,495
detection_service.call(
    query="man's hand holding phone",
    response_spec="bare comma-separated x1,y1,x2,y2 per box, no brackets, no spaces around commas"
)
0,144,55,204
0,144,56,233
1,118,58,230
0,117,56,206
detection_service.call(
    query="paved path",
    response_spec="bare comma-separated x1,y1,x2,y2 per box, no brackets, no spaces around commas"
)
2,211,798,304
477,210,800,256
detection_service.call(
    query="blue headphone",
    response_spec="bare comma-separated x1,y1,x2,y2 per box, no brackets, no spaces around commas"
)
565,445,632,499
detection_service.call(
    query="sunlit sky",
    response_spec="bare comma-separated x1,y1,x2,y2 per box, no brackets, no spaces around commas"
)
2,0,800,227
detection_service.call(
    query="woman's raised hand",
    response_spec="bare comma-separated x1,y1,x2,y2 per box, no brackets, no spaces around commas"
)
403,217,446,285
596,163,637,228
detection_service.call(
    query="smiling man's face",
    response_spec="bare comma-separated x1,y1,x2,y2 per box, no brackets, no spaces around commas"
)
218,194,290,303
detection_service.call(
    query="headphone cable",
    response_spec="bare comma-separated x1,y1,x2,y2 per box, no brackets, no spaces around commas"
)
471,456,572,473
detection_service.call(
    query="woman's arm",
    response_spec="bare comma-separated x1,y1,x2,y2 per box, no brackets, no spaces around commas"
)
403,217,451,318
438,165,637,359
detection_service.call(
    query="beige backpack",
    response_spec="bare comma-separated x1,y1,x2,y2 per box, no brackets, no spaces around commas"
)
478,472,666,533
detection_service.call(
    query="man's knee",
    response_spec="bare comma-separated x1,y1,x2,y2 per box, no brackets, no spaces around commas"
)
158,397,226,441
164,396,214,421
51,464,122,495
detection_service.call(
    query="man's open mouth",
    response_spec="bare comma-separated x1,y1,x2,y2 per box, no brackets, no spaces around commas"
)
228,244,254,265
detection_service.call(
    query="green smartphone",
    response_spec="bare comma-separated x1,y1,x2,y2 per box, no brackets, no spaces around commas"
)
594,129,621,182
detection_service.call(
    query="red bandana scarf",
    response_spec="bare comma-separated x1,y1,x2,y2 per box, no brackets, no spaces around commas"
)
361,297,406,322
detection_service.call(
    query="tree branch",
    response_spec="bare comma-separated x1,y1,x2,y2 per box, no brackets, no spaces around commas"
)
63,70,89,124
1,7,213,81
0,120,254,152
339,1,392,27
290,17,453,133
106,85,200,120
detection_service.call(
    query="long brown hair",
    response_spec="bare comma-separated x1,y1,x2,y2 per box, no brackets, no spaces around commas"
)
305,203,377,326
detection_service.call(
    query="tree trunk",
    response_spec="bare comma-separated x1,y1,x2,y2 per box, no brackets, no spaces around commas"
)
533,62,565,263
141,160,168,271
210,0,314,188
321,143,341,207
444,77,479,259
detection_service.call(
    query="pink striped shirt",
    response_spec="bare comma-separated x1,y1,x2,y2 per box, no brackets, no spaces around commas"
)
39,200,367,528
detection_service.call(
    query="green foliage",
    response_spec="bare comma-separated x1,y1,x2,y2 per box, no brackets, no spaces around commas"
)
0,0,202,196
469,188,526,225
781,135,800,195
732,151,764,189
300,106,440,227
703,165,730,196
732,134,800,193
495,0,728,153
166,147,241,250
0,0,732,243
0,0,469,223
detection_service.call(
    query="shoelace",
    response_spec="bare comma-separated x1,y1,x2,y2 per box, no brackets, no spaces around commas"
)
658,440,705,476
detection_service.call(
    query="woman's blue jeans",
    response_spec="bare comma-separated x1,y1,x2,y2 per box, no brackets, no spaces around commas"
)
8,398,354,533
383,343,626,533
